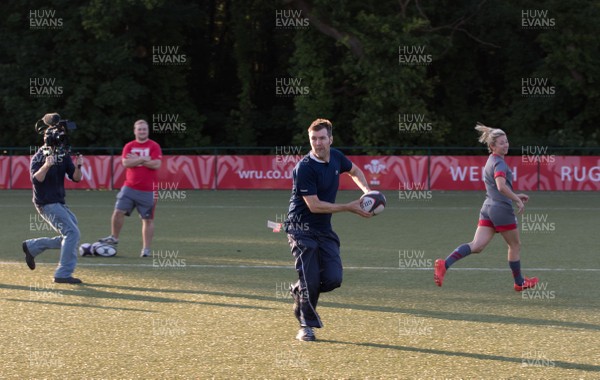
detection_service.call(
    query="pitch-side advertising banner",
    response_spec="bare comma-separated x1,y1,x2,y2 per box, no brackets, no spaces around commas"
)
538,156,600,190
429,156,539,191
341,156,429,190
2,155,598,191
112,155,215,190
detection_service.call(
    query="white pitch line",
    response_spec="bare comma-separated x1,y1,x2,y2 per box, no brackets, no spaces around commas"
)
0,262,598,271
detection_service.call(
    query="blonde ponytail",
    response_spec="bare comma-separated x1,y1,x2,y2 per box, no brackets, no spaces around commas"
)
475,122,506,153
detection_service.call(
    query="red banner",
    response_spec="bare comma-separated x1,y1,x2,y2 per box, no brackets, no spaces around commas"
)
539,156,600,191
160,155,215,190
0,157,11,189
214,155,430,190
1,154,598,191
216,155,295,189
7,156,31,189
113,155,216,190
340,156,428,190
65,155,113,189
430,156,538,191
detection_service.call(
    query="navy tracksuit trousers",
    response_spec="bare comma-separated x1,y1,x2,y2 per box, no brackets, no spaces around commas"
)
288,230,342,328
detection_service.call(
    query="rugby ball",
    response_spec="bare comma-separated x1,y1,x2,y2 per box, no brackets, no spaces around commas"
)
78,243,93,256
360,191,387,215
91,242,117,257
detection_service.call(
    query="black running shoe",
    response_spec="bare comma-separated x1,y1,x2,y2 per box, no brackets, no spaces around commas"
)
22,241,35,270
54,277,83,284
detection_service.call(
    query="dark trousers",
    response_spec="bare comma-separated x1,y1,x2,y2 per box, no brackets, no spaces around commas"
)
288,230,343,328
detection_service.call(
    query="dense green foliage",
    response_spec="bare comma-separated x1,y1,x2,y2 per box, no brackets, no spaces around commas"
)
1,0,598,150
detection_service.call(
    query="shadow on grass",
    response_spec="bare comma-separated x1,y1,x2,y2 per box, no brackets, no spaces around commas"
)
67,283,600,331
319,339,600,373
319,300,600,331
0,283,274,311
84,282,286,300
4,298,155,313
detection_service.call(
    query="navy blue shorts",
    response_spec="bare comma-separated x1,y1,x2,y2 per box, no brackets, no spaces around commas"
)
115,186,156,219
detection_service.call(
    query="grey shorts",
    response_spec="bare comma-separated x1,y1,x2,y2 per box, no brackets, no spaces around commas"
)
115,186,156,219
478,204,517,232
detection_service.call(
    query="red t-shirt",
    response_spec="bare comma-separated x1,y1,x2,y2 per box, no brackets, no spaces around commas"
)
122,139,163,191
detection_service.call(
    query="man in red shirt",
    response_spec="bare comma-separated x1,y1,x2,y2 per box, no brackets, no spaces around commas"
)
99,120,162,257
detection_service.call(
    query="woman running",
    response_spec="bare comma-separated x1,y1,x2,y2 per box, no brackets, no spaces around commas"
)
434,123,538,291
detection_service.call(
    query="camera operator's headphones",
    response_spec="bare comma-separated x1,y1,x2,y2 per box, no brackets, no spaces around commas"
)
34,113,61,134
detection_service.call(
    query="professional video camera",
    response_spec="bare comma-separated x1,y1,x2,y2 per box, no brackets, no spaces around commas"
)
34,113,77,157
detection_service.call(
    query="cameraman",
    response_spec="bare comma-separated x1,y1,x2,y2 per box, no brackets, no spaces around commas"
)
22,113,84,284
